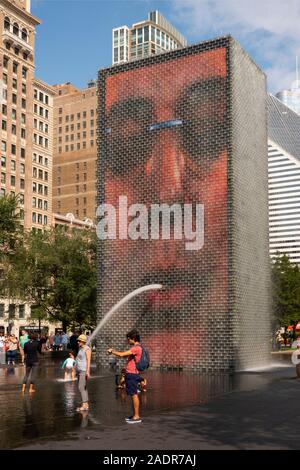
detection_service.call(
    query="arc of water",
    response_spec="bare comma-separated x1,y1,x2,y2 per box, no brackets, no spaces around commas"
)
87,284,163,345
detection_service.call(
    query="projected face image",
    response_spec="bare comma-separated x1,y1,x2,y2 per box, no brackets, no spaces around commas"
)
101,48,229,366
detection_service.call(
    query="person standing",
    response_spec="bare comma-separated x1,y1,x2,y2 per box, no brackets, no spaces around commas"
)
75,334,91,412
22,334,41,393
7,334,19,365
19,330,29,365
61,332,69,351
53,332,61,351
69,331,79,355
107,329,143,424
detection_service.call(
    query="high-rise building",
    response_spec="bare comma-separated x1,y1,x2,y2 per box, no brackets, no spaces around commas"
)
276,81,300,116
52,81,97,221
0,0,55,230
112,10,187,65
0,0,58,336
268,94,300,265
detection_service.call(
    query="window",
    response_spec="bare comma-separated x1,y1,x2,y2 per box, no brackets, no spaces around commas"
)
83,131,86,139
2,88,7,101
59,107,62,114
57,188,61,195
83,142,86,149
12,78,17,89
44,201,48,211
90,140,94,147
19,194,24,204
13,62,18,74
33,182,37,192
39,169,43,179
12,93,17,104
44,215,48,225
45,158,48,166
1,173,6,184
33,167,37,177
38,199,42,209
39,136,43,146
1,156,6,167
21,128,26,139
45,124,49,134
32,197,36,207
44,186,48,196
39,106,43,117
19,305,25,319
12,109,17,120
38,184,43,195
45,95,49,105
11,144,16,155
34,119,37,129
83,111,86,118
91,109,94,117
77,123,80,130
83,121,86,129
66,115,69,122
70,114,74,121
77,113,81,119
45,139,48,148
1,141,6,152
0,304,4,318
39,121,43,132
9,304,16,319
39,155,43,164
34,104,38,113
21,113,26,124
20,163,25,174
32,212,36,223
2,105,7,116
59,117,62,124
20,179,25,189
76,198,79,206
22,67,27,79
4,17,10,31
2,121,7,131
77,143,80,150
11,160,16,171
12,124,16,135
23,52,28,61
0,188,5,197
10,175,15,186
76,185,79,193
20,148,25,159
3,56,9,68
91,120,94,127
39,91,43,102
3,73,7,85
83,173,87,181
22,98,26,109
83,197,87,205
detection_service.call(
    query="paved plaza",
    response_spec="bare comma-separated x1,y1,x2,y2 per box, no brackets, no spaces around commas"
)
0,355,299,450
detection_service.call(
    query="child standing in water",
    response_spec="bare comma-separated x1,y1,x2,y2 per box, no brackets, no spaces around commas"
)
61,351,76,381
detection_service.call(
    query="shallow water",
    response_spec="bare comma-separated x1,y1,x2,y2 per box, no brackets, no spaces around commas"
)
0,358,294,449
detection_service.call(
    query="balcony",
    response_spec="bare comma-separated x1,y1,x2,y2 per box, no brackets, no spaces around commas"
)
2,29,33,53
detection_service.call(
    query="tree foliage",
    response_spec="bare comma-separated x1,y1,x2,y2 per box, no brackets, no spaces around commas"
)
272,254,300,329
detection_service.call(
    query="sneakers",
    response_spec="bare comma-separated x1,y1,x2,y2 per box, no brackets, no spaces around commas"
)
125,417,142,424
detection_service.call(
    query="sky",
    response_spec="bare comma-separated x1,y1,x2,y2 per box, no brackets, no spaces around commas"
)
31,0,300,94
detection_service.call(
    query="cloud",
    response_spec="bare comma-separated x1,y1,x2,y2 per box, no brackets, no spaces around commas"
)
170,0,300,93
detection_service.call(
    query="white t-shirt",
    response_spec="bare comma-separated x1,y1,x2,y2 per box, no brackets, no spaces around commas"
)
65,358,76,369
0,336,5,348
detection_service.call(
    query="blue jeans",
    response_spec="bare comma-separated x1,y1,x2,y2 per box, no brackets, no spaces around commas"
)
7,350,16,363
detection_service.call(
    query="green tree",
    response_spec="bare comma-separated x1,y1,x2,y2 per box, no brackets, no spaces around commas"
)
5,226,97,330
272,254,300,337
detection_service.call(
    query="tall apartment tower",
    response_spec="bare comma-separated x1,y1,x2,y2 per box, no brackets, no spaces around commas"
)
52,81,97,222
112,10,187,65
0,0,54,230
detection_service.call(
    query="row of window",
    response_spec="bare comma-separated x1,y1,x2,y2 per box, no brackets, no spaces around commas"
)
0,303,26,319
58,130,95,142
34,89,49,105
34,119,49,134
3,74,27,94
57,141,94,153
32,182,48,196
33,104,49,119
1,142,26,158
58,109,95,119
4,42,29,60
57,207,88,219
32,167,48,180
4,17,29,42
2,121,26,139
2,90,27,106
32,198,48,211
0,174,25,189
33,134,49,149
2,105,26,121
57,162,88,173
1,159,25,173
58,120,94,133
33,154,49,167
3,57,28,78
57,184,88,196
32,212,48,225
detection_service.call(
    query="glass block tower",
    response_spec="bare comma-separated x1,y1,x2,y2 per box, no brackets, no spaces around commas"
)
112,10,187,65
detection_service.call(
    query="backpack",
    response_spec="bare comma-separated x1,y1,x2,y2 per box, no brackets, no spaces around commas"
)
134,343,150,371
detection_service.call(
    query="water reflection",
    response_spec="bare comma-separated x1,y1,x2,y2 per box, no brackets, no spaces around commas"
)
0,360,292,449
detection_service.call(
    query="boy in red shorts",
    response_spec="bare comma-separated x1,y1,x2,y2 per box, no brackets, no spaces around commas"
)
107,329,143,424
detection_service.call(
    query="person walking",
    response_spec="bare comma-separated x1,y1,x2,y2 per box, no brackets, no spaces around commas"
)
22,334,41,393
75,334,91,412
19,329,29,365
7,334,19,365
107,329,145,424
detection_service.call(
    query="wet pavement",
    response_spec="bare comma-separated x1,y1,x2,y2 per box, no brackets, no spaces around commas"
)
0,356,296,449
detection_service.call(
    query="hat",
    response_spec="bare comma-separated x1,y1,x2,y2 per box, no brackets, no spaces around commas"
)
77,334,87,343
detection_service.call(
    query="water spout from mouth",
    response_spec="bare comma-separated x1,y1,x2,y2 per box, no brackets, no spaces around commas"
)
87,284,163,345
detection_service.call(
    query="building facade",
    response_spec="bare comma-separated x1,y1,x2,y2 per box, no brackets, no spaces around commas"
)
52,82,97,222
276,81,300,116
112,10,187,65
97,36,271,371
268,94,300,265
0,0,58,335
